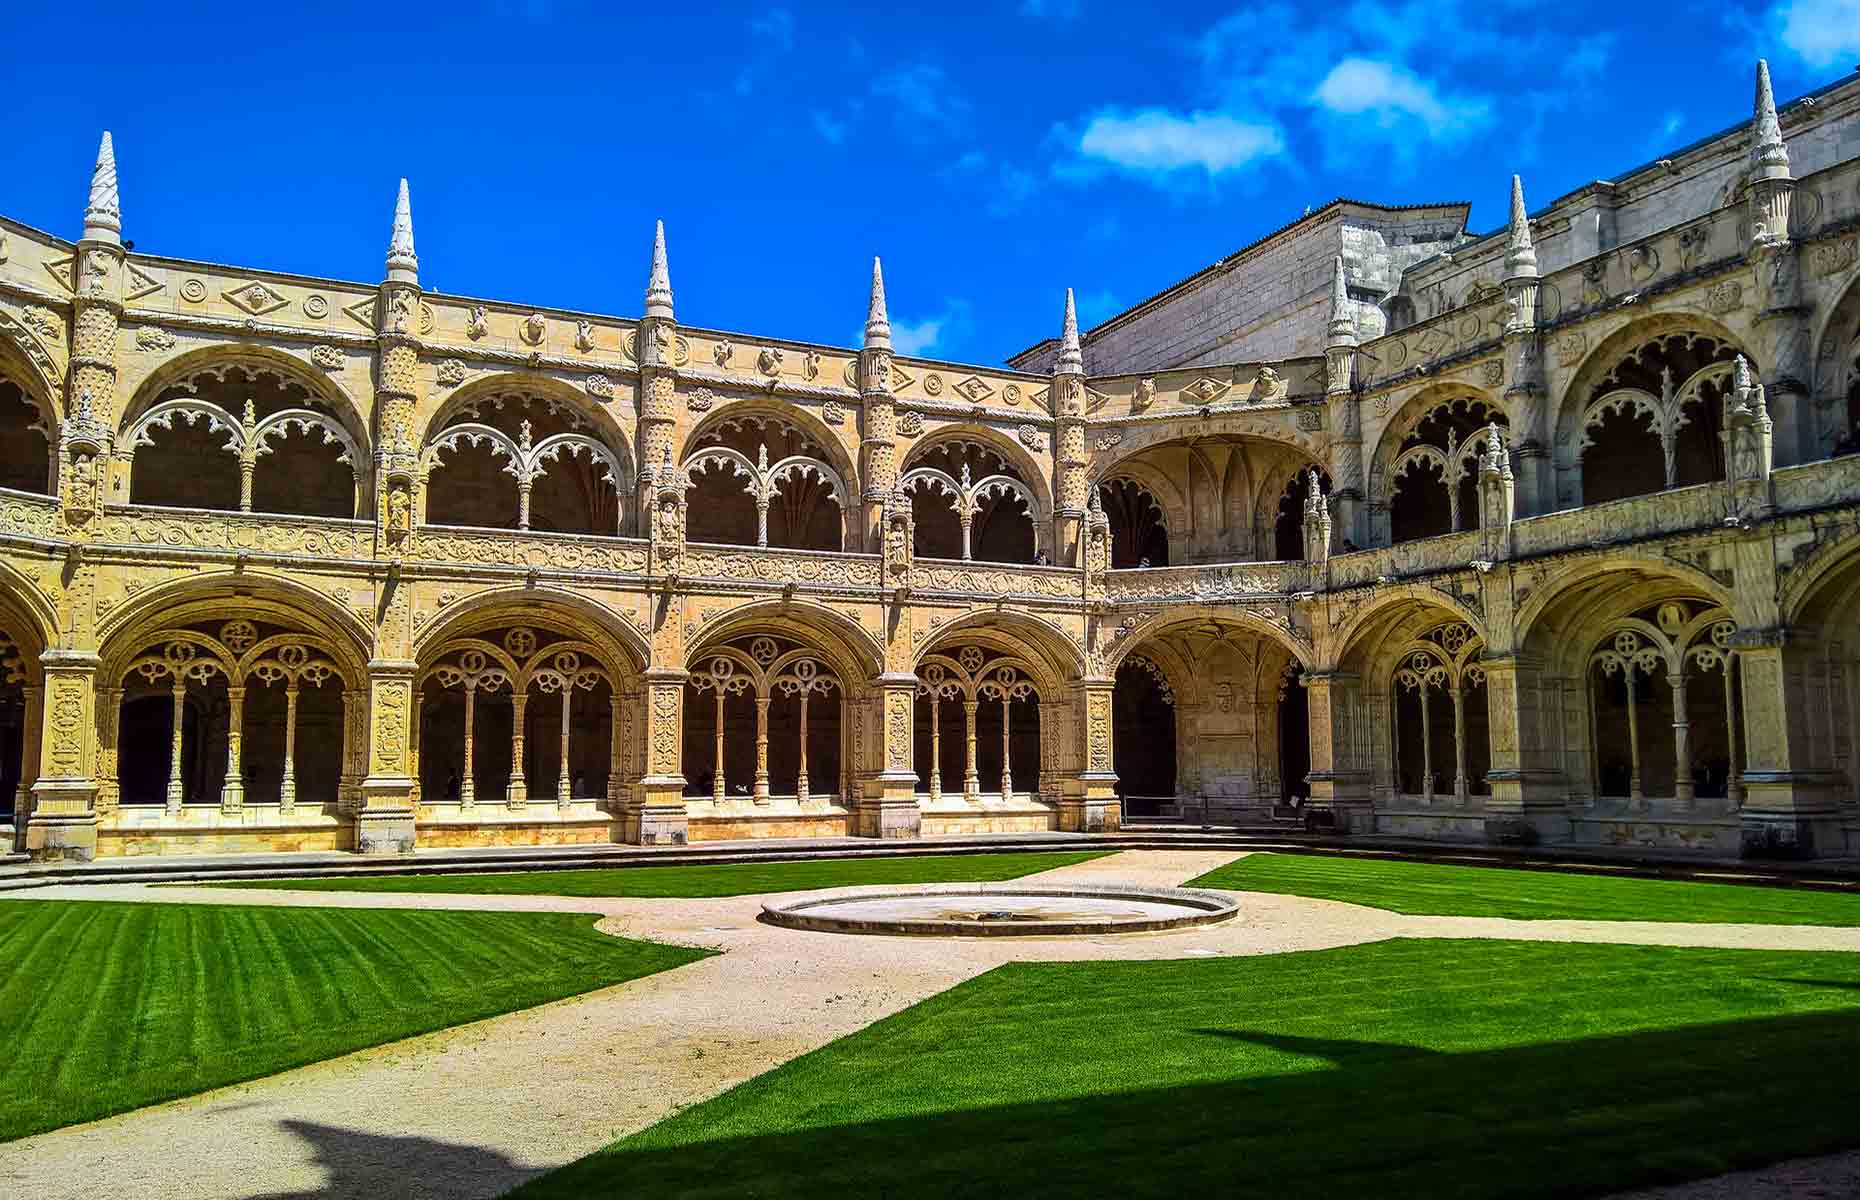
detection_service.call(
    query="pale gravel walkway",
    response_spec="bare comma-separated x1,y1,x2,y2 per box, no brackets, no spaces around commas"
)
1,848,1856,1200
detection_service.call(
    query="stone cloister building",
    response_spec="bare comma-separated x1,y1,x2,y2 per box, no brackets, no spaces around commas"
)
1,61,1858,862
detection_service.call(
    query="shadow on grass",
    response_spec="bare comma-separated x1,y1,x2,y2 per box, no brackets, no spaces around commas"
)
513,1007,1860,1200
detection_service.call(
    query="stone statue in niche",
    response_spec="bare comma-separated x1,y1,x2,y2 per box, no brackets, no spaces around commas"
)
385,483,412,544
466,305,488,340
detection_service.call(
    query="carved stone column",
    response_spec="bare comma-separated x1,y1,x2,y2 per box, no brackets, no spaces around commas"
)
796,692,811,804
166,680,186,813
506,691,529,809
607,693,625,815
631,669,689,844
1625,668,1645,806
375,181,423,557
1451,683,1469,806
1501,176,1551,515
926,691,942,803
1418,678,1435,804
1057,681,1118,832
857,675,922,838
280,684,299,815
1669,672,1694,811
557,682,573,810
753,695,771,803
64,135,124,536
961,697,981,802
14,683,42,847
94,685,120,817
25,652,101,862
357,660,418,855
220,685,246,815
1480,653,1570,841
460,684,477,810
1732,629,1843,856
711,686,726,803
1324,257,1364,546
1304,670,1372,832
998,695,1013,800
1723,659,1744,807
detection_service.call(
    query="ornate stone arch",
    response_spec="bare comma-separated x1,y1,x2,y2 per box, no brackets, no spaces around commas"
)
1553,312,1752,477
905,424,1055,529
421,372,635,480
0,337,61,492
0,560,60,657
119,345,370,463
1102,606,1312,679
412,586,648,679
1366,382,1506,515
688,597,884,686
98,572,372,685
683,400,859,498
1512,554,1736,670
1809,264,1860,452
916,611,1085,698
1326,589,1489,674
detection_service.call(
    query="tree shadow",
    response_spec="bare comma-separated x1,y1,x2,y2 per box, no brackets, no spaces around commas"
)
510,1007,1860,1200
246,1119,541,1199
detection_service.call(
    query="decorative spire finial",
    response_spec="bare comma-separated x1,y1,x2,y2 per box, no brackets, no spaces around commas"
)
83,131,121,243
864,257,891,351
1504,174,1538,278
1734,354,1752,393
644,220,674,321
385,179,418,283
1055,288,1082,376
1327,256,1356,347
1751,59,1791,180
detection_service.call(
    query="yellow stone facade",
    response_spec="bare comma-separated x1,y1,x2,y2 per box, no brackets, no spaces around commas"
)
2,65,1859,862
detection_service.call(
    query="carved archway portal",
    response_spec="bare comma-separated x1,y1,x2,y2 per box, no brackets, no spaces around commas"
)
1111,622,1308,819
421,389,628,535
901,438,1042,563
683,634,845,805
1389,622,1491,803
109,618,354,814
683,414,847,551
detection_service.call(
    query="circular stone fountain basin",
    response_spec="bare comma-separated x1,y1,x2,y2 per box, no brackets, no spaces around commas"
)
760,884,1239,937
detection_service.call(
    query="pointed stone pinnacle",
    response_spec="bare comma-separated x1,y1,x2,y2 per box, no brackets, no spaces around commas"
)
385,178,418,282
1751,58,1791,179
1327,256,1356,347
864,257,891,351
645,220,674,321
1505,174,1538,278
83,131,121,242
1055,288,1082,376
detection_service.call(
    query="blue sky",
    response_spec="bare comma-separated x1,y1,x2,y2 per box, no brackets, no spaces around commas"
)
7,2,1860,365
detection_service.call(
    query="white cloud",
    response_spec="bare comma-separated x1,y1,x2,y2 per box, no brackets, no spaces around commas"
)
1312,58,1489,138
891,315,947,356
1772,0,1860,67
1075,108,1284,176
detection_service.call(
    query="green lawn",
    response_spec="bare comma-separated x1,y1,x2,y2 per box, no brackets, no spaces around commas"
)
512,939,1860,1199
199,850,1112,898
0,901,707,1143
1188,852,1860,925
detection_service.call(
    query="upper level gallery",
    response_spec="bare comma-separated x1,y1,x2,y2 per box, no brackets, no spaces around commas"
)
0,59,1856,603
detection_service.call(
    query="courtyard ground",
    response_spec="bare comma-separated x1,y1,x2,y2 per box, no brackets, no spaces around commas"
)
0,849,1856,1198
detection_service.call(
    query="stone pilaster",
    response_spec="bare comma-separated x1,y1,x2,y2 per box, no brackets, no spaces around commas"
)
356,659,417,854
630,668,689,844
62,134,125,536
1479,652,1570,843
1303,669,1372,831
1732,628,1845,856
637,222,680,533
1064,681,1119,831
24,651,100,861
858,673,922,838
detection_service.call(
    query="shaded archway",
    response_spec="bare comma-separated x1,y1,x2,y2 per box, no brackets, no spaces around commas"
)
421,384,629,534
1108,615,1307,822
1098,435,1317,564
0,369,55,495
121,356,366,517
901,437,1041,563
1100,478,1168,568
683,633,844,806
682,413,846,550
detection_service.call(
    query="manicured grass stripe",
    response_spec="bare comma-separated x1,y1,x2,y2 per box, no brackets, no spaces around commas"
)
199,850,1113,898
513,939,1860,1200
1187,852,1860,925
0,900,708,1143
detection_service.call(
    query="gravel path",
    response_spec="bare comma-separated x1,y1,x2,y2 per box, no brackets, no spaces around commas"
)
1,848,1856,1200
